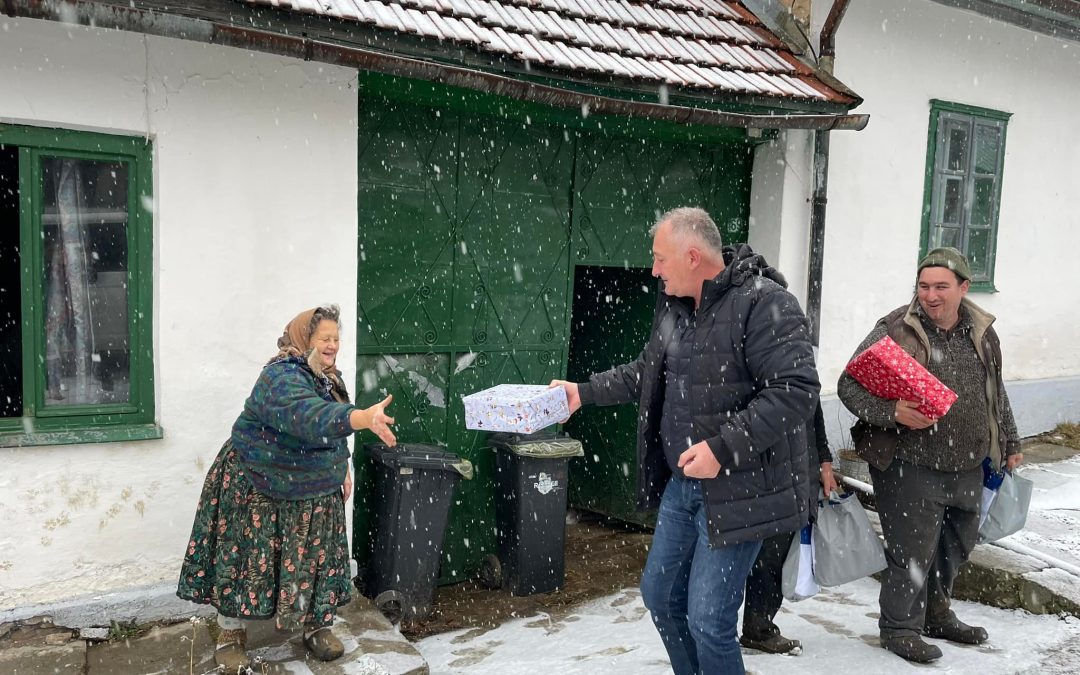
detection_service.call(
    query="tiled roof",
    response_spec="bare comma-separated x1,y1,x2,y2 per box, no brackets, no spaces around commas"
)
243,0,854,103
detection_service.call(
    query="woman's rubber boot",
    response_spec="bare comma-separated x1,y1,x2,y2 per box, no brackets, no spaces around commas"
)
304,626,345,661
215,628,250,673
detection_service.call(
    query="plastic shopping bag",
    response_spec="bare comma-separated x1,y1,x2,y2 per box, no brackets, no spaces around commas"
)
979,457,1006,530
782,524,819,602
812,491,887,587
979,459,1033,544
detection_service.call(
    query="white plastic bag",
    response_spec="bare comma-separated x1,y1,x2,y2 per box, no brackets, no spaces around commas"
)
781,524,819,601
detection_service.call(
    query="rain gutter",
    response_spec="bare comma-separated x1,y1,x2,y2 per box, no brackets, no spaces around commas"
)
807,0,854,346
3,0,868,131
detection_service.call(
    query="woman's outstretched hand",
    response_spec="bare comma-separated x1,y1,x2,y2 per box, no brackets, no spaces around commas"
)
367,394,397,447
350,394,397,447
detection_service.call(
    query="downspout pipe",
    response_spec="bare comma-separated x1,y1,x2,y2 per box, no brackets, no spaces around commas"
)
808,127,829,346
807,0,853,346
820,0,853,70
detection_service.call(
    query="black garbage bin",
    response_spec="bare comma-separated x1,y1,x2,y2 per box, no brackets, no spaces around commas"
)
362,442,473,623
483,430,584,596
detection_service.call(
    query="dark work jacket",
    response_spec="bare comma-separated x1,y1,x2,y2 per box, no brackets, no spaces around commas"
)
841,298,1020,471
659,310,698,472
813,403,833,467
578,245,821,547
808,401,832,523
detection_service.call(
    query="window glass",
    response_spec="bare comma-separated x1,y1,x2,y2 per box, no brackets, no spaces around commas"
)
942,178,963,225
971,177,995,227
40,157,131,406
967,228,991,278
946,123,969,172
974,124,1001,175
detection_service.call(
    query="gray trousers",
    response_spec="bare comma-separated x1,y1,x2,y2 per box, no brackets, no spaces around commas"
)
869,458,982,638
742,530,796,640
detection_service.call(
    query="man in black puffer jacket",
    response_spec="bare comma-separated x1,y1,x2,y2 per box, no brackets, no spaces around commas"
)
552,207,820,675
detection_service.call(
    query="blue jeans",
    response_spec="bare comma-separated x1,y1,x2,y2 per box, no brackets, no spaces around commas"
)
641,476,763,675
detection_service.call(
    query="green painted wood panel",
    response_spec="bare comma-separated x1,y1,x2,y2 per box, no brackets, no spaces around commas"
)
356,104,457,351
451,117,573,349
355,90,574,584
356,78,753,582
573,136,752,267
565,137,752,525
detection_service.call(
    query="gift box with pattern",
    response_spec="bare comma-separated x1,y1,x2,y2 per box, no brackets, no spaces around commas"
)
845,336,958,418
462,384,570,434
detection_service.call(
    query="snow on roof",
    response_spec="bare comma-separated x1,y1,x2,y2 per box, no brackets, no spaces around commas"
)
242,0,855,104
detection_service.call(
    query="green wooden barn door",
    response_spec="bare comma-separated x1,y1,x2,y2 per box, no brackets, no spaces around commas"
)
354,95,457,579
564,136,752,524
443,116,574,580
356,91,573,583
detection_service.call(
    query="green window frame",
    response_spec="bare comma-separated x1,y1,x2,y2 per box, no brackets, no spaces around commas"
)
920,99,1011,292
0,124,159,447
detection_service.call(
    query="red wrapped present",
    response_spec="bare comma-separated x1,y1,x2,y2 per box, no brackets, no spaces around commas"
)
845,336,957,418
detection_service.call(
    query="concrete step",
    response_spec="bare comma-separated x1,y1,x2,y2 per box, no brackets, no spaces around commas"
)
956,541,1080,616
84,596,427,675
0,642,86,674
0,594,425,675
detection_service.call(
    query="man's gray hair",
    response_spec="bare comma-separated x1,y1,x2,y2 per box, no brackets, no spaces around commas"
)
649,207,725,256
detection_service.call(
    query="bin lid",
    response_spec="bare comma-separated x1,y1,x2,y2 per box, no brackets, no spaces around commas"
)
364,443,474,480
488,432,584,458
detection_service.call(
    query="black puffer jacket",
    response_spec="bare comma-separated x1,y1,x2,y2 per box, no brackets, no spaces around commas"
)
578,245,820,547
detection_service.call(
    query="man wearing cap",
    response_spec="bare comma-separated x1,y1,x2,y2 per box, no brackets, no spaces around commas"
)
838,247,1022,663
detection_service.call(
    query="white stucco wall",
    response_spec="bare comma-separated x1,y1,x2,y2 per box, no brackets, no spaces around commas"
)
748,129,815,308
0,18,359,608
814,0,1080,402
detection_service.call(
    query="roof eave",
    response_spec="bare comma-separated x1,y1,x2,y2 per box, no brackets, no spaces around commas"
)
930,0,1080,42
3,0,868,131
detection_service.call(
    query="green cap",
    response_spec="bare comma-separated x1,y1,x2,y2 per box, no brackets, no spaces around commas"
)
918,247,971,282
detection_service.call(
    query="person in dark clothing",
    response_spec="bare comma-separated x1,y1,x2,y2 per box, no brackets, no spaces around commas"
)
837,247,1022,664
740,402,837,655
551,207,820,675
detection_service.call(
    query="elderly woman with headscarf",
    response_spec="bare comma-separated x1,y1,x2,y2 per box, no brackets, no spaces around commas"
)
177,305,395,671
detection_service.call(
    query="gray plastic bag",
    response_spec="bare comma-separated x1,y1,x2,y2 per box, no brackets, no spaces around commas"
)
812,491,887,587
978,471,1034,544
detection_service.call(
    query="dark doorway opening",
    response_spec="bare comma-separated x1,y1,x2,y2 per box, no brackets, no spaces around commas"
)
565,264,657,525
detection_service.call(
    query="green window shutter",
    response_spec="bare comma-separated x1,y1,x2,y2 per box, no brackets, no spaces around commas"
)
921,100,1010,292
0,125,159,447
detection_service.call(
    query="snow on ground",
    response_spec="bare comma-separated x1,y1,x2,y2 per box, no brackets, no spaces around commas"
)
1007,455,1080,569
417,579,1080,674
418,454,1080,674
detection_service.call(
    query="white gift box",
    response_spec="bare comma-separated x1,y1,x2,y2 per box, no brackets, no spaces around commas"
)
462,384,569,434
